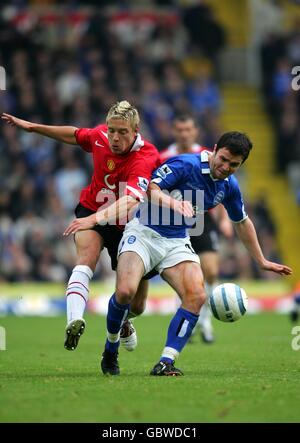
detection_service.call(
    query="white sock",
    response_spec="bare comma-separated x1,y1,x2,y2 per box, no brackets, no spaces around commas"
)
161,346,179,362
66,265,93,324
198,283,215,329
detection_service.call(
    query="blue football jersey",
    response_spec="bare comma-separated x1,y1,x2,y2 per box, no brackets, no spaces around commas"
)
137,151,247,238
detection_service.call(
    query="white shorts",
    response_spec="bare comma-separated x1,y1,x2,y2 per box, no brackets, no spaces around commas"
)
118,219,200,276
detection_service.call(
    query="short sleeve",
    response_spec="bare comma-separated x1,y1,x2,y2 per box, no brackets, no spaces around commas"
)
74,128,93,152
124,151,161,202
222,176,248,223
151,157,191,190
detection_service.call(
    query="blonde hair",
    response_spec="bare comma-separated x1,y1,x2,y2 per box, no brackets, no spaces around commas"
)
106,100,140,130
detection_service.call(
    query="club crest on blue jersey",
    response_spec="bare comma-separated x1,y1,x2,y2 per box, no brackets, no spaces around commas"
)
127,235,136,244
213,191,225,205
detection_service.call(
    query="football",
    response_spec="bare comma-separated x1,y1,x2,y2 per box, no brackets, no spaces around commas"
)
209,283,248,322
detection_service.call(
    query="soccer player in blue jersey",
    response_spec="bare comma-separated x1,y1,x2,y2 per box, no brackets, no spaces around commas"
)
64,131,292,376
161,115,234,344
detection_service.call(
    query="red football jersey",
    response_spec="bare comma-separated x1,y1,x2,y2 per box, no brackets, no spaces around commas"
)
160,142,206,162
75,124,161,214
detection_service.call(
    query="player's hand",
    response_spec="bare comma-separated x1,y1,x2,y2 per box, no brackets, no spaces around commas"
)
173,200,194,217
218,218,234,239
1,113,33,131
63,214,97,236
260,260,292,276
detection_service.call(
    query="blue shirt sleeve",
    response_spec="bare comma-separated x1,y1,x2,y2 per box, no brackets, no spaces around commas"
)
151,156,193,190
222,175,248,222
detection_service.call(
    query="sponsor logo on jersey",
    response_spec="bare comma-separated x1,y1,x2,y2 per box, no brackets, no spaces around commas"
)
156,164,172,179
137,177,149,192
213,191,225,205
104,174,116,190
107,159,115,171
100,188,114,194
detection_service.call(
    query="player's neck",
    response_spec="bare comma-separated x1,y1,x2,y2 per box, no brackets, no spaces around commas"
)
177,144,193,154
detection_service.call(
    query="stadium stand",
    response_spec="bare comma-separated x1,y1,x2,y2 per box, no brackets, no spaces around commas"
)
0,2,285,282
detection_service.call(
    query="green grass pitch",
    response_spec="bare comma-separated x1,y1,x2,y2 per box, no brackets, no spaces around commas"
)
0,313,299,423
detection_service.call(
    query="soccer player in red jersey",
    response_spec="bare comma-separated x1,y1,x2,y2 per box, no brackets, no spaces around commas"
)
160,115,204,162
1,101,161,351
161,115,233,344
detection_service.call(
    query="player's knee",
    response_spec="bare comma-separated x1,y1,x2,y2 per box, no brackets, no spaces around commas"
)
116,284,136,304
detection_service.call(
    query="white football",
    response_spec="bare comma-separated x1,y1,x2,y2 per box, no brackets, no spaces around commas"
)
209,283,248,322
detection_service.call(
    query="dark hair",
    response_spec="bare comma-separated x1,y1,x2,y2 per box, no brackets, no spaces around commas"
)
173,114,198,127
216,131,253,163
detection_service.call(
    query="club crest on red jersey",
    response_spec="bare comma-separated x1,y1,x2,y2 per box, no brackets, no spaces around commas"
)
107,159,115,171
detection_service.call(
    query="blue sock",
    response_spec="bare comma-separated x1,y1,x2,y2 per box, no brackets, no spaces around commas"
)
105,293,130,353
161,307,199,364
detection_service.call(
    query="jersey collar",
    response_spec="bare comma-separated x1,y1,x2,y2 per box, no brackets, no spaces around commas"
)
130,133,144,152
200,150,211,174
200,150,229,182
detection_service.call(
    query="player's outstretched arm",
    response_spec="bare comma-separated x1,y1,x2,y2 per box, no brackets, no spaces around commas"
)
234,217,292,276
211,204,233,238
1,113,78,145
147,183,194,217
63,195,139,236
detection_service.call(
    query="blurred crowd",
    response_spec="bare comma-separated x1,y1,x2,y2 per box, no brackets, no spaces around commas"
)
260,20,300,202
0,3,281,282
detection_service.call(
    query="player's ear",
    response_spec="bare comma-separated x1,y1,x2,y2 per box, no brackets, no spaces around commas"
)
213,144,217,153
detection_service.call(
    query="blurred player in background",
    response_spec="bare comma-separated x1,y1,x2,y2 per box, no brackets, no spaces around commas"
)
161,115,233,343
65,131,292,376
290,282,300,323
1,101,161,352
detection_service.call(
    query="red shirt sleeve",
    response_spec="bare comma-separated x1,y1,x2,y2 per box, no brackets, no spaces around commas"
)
124,151,161,202
74,128,93,152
